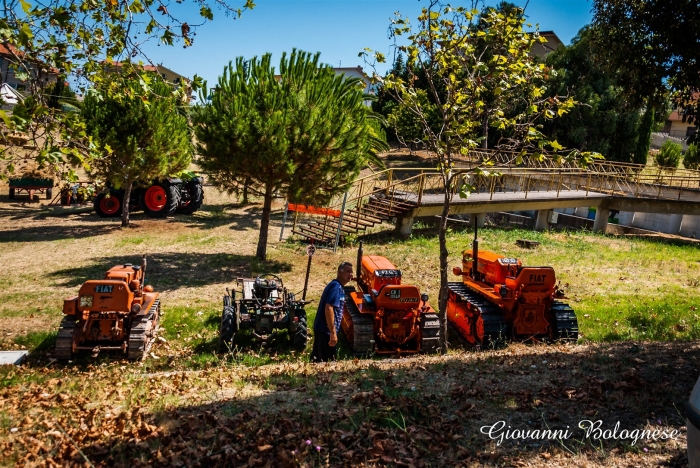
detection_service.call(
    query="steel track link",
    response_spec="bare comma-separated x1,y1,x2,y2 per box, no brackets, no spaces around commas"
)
551,301,579,341
344,292,374,356
55,317,76,360
447,282,509,347
420,313,441,353
128,299,161,360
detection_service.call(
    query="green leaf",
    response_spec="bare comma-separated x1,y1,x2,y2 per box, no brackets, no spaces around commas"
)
18,23,33,46
549,140,563,151
19,0,32,15
199,6,213,20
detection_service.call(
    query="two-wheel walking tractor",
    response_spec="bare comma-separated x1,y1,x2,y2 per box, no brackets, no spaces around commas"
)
218,274,310,352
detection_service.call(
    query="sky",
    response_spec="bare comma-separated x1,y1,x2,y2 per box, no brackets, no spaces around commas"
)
138,0,593,93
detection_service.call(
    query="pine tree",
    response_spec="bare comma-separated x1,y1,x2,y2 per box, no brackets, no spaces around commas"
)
82,72,193,227
193,49,387,260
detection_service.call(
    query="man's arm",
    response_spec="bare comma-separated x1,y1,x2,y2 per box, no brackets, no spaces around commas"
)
325,303,338,347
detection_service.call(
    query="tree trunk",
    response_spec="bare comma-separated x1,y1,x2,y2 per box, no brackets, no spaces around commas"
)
255,184,273,260
437,175,453,355
242,177,251,205
633,105,654,165
481,111,489,149
121,180,133,227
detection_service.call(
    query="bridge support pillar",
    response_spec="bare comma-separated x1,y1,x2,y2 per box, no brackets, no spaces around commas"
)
593,207,610,233
534,210,551,231
396,216,414,236
469,213,486,228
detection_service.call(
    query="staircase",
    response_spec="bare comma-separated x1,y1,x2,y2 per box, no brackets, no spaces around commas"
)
292,195,417,245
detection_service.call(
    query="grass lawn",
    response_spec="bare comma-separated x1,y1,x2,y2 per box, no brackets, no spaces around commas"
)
0,184,698,467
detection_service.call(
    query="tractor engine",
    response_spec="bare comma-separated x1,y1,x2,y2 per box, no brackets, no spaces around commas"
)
456,249,558,337
340,243,440,355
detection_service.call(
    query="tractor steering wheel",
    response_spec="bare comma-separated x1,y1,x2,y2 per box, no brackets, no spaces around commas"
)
254,273,283,290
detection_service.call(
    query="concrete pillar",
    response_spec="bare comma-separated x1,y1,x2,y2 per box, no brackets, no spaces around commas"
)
592,207,610,233
395,216,414,236
469,213,486,228
534,210,551,231
669,214,684,235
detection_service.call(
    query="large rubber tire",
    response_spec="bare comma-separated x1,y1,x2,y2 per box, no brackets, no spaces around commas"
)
94,191,123,218
46,188,53,200
219,296,238,352
176,180,204,215
292,310,308,351
141,182,180,218
8,188,14,199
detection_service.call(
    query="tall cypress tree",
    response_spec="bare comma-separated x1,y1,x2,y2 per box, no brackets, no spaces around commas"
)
193,49,387,260
634,106,654,165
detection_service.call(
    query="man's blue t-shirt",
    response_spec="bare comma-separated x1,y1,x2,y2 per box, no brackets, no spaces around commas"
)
313,279,345,335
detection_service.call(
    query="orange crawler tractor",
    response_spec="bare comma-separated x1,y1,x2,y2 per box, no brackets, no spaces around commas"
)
341,242,440,355
447,226,578,347
56,256,161,360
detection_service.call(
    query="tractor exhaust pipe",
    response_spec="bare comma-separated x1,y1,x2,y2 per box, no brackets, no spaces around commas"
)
356,241,363,282
141,255,147,294
472,222,478,280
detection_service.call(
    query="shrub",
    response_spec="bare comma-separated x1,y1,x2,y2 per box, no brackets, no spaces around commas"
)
655,140,683,168
684,144,700,170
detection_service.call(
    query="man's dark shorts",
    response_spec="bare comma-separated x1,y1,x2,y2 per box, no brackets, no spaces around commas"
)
310,333,336,363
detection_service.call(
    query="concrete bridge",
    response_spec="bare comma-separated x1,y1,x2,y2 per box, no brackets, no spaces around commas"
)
290,152,700,245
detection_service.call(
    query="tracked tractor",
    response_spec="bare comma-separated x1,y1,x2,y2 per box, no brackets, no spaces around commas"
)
56,256,161,360
447,226,578,347
218,274,310,352
341,242,440,356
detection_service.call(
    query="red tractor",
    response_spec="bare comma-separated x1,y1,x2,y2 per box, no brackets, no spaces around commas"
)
447,226,578,347
94,176,204,218
341,242,440,356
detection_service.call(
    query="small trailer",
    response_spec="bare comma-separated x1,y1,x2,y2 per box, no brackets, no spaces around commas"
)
8,177,54,200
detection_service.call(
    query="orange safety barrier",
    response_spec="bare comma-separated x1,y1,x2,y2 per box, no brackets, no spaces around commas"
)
288,203,341,218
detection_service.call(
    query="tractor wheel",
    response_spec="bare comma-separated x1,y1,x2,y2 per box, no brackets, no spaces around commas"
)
291,310,308,351
46,188,53,200
8,188,15,199
141,182,180,218
176,180,204,215
219,296,238,352
94,191,123,218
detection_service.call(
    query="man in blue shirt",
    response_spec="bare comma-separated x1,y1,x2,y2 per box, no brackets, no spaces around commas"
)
311,261,354,363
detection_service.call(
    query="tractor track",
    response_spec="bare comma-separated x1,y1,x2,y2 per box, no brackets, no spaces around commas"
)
447,282,509,346
127,299,161,360
344,291,374,356
551,301,579,341
55,317,76,360
419,313,441,353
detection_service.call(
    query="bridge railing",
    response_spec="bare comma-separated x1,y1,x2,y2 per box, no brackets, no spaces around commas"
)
322,163,700,221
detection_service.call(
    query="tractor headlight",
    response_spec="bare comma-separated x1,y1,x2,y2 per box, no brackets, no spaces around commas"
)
79,295,93,308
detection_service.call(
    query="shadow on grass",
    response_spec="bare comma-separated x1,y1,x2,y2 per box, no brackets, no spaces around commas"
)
60,341,695,467
47,252,292,290
0,219,122,243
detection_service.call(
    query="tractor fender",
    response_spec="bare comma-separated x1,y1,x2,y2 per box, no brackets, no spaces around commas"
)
138,293,160,316
63,297,78,315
